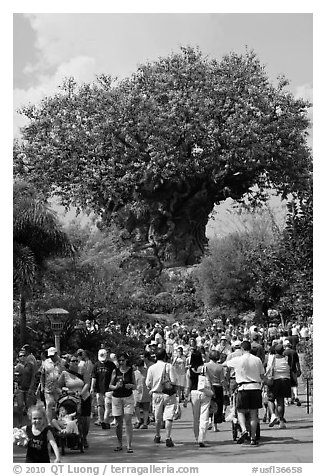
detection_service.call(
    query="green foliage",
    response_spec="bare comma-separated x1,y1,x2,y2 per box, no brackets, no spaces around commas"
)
197,207,283,316
297,339,313,379
13,180,73,344
276,185,313,319
14,180,73,293
14,47,312,265
13,313,144,360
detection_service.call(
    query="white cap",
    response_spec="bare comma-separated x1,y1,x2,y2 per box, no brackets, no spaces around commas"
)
98,349,107,362
47,347,57,356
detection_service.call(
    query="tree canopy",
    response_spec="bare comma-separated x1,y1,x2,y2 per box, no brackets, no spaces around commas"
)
14,46,312,267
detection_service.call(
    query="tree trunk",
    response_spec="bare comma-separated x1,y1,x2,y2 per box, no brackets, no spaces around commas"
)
120,179,216,270
20,293,27,347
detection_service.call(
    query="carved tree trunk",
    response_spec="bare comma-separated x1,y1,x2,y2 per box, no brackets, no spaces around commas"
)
120,179,216,270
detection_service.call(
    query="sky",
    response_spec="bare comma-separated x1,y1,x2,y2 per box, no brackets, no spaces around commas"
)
13,12,313,137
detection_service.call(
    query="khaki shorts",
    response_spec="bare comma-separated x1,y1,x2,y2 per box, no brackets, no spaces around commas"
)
44,390,59,411
96,392,112,407
112,395,135,417
152,392,177,422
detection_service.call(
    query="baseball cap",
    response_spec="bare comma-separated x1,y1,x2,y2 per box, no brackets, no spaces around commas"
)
233,340,242,348
283,340,292,347
220,335,227,340
47,347,57,356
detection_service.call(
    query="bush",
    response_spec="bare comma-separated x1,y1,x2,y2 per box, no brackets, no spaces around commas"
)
297,339,313,379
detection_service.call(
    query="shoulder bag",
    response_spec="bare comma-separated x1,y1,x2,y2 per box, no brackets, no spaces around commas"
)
264,355,276,387
161,364,176,396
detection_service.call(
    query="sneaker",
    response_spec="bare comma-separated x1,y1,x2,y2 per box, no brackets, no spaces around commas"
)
166,438,174,448
269,415,279,427
139,424,148,429
133,422,142,429
101,422,110,429
237,431,249,444
262,415,267,423
279,421,286,429
94,421,102,426
250,439,258,446
199,442,209,447
295,398,301,407
154,436,161,444
207,423,213,430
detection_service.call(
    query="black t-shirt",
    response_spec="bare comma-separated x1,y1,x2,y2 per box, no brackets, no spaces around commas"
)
112,367,133,398
287,335,299,350
91,361,116,393
283,348,299,372
25,425,50,463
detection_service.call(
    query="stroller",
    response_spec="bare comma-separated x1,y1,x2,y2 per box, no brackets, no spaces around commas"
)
229,387,260,442
52,392,84,455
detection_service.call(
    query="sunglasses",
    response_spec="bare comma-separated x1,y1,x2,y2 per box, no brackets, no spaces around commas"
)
70,359,78,362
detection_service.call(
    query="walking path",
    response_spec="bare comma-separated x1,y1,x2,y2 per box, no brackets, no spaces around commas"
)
13,384,312,464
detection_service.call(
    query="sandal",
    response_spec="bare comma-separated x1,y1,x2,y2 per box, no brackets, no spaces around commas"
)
114,446,123,452
126,448,134,453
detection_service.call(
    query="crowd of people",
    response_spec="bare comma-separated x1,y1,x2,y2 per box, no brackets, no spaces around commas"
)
13,318,312,461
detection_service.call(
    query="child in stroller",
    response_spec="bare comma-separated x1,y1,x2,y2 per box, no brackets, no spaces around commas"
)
52,405,79,435
52,394,84,454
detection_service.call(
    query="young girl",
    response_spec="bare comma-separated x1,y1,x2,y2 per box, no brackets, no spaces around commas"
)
22,405,61,463
52,405,79,434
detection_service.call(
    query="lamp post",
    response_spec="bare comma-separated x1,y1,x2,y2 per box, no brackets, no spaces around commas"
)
45,308,69,355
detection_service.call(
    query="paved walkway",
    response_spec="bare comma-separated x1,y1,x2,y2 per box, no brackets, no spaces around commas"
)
13,384,312,464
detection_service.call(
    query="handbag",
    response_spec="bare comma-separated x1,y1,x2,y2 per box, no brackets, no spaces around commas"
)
197,365,214,397
264,355,275,387
173,401,182,420
161,364,176,396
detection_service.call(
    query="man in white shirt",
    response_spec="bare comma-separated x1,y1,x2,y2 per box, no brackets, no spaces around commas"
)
41,347,64,424
145,349,177,447
224,341,264,446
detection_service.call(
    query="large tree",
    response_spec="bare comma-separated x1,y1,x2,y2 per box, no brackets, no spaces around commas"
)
14,47,312,268
13,181,72,345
